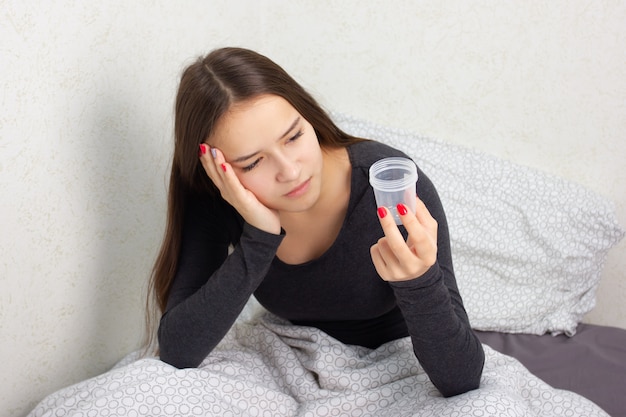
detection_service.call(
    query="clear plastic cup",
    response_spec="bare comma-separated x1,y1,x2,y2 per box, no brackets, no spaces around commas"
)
369,157,418,225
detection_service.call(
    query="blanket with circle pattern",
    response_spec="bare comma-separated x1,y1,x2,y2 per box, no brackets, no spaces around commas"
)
29,313,608,417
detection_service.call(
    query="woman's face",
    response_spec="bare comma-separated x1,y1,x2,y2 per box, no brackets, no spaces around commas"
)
208,94,324,213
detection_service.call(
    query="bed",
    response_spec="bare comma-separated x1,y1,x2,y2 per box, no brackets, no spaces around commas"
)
29,115,625,416
476,324,626,417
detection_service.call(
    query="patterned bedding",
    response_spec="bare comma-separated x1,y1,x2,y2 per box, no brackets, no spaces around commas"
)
29,313,609,417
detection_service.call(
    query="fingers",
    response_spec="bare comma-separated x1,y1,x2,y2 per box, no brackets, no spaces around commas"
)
413,197,438,238
199,143,221,174
199,144,233,193
371,206,415,281
199,143,238,203
399,199,438,269
370,235,403,279
370,198,438,281
376,206,413,259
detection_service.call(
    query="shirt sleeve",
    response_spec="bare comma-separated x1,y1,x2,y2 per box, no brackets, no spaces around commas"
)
158,195,284,368
390,167,485,397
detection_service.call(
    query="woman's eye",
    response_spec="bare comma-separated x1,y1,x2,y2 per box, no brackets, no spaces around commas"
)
240,130,302,172
242,158,261,172
288,130,304,142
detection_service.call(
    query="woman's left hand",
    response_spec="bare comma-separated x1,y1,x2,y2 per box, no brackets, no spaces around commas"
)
370,197,438,282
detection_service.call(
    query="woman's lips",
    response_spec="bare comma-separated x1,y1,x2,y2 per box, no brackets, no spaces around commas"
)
285,178,311,198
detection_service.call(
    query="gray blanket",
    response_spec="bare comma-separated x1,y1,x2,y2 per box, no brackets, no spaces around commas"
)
29,313,608,417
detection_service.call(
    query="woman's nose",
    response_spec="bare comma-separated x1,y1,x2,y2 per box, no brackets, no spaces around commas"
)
275,155,300,182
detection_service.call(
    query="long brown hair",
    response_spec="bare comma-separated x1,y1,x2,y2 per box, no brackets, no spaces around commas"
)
145,47,364,351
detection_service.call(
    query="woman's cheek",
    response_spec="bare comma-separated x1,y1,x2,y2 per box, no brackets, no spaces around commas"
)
240,174,274,203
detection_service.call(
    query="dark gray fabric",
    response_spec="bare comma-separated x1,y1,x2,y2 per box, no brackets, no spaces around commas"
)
477,324,626,417
158,140,484,397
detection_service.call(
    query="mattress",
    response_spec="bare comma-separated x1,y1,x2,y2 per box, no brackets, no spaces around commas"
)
477,324,626,417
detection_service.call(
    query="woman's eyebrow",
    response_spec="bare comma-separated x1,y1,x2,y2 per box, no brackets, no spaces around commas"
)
279,116,301,141
231,116,301,163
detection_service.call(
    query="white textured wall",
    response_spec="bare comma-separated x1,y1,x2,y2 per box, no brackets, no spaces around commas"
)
1,1,624,416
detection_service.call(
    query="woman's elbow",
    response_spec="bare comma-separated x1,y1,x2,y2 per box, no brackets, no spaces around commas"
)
157,324,199,369
439,374,482,398
440,349,485,397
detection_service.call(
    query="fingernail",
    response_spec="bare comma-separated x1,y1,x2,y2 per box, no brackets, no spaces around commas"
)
377,207,387,219
210,148,217,158
397,203,408,216
221,163,227,172
199,144,207,155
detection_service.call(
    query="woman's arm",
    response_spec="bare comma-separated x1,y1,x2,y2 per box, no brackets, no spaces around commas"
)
158,196,284,368
372,168,485,397
158,145,287,368
390,264,484,397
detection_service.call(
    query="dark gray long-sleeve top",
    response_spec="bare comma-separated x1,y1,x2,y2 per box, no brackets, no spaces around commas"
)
158,140,485,397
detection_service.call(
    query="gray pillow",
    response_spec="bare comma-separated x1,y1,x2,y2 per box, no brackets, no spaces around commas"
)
335,113,625,335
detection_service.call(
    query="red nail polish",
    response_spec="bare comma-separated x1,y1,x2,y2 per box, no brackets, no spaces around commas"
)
377,207,387,219
199,144,207,155
221,163,227,172
397,203,408,216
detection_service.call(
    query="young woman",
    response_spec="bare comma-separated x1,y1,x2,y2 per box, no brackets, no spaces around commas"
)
150,47,484,398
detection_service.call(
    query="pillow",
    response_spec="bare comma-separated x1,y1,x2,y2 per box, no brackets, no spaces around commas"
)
334,113,625,336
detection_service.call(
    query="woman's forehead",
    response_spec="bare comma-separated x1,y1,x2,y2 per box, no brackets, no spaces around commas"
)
208,95,300,150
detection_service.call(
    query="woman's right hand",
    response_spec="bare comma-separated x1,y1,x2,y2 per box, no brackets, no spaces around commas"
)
199,144,281,235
